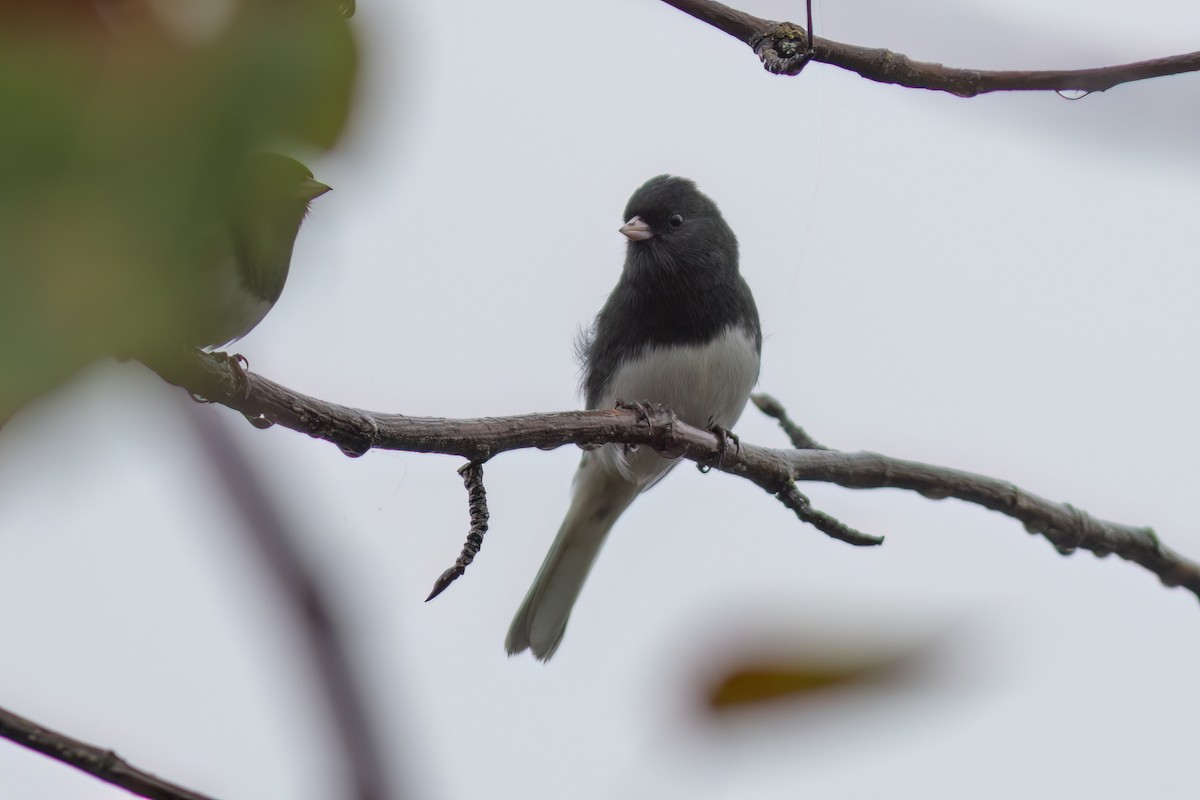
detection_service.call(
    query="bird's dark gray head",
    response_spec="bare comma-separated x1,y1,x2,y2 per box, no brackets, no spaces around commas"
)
619,175,738,276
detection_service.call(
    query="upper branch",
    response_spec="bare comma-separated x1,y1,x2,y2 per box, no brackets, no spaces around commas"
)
153,352,1200,602
658,0,1200,96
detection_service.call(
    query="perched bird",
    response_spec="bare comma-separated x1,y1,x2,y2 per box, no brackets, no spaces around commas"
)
194,153,330,349
506,175,762,661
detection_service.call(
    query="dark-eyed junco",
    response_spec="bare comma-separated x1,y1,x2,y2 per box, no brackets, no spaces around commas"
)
506,175,762,660
195,153,330,349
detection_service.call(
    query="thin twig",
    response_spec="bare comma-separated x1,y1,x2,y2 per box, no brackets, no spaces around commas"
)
426,461,491,600
657,0,1200,96
0,704,218,800
776,482,884,546
752,393,829,450
151,352,1200,603
185,406,396,800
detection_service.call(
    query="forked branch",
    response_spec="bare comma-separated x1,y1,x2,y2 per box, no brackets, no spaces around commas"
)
152,351,1200,601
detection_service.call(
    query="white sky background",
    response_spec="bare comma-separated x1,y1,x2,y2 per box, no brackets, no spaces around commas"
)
2,0,1199,797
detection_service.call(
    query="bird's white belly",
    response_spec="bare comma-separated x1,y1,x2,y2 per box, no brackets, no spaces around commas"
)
592,324,760,484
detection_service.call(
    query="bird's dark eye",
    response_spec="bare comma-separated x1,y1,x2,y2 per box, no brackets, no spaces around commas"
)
668,213,684,227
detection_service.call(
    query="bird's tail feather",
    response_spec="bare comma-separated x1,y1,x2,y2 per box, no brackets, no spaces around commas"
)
505,456,639,660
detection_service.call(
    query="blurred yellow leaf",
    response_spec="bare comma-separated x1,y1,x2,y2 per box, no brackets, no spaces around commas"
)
702,626,948,713
707,659,900,710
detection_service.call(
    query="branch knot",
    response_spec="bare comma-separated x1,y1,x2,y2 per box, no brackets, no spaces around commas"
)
750,22,812,75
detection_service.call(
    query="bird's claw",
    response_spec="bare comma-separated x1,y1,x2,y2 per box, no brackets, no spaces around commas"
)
209,351,252,398
615,399,677,455
616,398,656,425
699,416,739,472
616,398,653,454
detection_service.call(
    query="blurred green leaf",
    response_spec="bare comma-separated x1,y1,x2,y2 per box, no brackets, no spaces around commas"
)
0,0,358,421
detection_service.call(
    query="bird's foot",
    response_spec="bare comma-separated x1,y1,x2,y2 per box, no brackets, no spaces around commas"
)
615,399,676,455
209,351,252,398
698,416,739,473
616,398,653,454
616,398,656,425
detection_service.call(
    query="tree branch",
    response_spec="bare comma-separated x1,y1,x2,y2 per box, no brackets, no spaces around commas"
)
150,351,1200,602
658,0,1200,96
0,704,217,800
